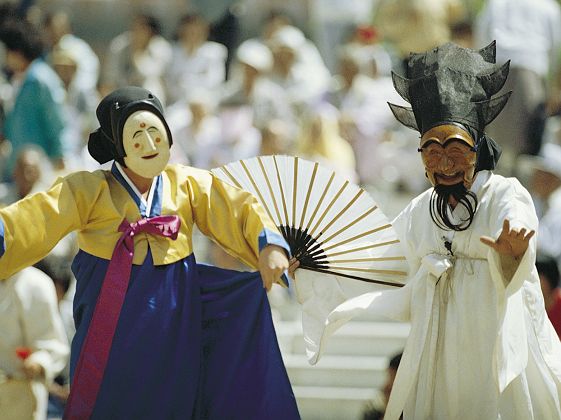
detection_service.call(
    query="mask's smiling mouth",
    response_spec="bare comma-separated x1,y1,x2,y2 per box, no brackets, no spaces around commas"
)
142,153,159,160
435,172,463,185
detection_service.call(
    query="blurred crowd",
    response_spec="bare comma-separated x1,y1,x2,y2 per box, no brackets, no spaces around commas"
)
2,0,561,419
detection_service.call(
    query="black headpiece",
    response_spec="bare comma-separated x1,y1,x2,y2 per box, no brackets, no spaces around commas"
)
388,41,511,171
88,86,173,164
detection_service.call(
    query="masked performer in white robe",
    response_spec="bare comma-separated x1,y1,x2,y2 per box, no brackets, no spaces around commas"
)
0,87,300,419
306,42,561,419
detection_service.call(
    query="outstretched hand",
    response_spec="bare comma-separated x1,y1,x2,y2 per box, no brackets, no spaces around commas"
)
480,219,535,259
258,245,289,291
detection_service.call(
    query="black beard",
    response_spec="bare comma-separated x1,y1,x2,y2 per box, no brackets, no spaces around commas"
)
429,182,478,231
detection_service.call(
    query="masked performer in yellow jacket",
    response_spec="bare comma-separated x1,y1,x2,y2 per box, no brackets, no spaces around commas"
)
0,87,300,419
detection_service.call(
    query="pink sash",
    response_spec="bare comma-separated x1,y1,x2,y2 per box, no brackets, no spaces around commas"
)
64,215,181,420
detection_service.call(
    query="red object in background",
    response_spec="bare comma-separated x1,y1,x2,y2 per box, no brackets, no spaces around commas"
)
356,25,378,44
15,347,32,360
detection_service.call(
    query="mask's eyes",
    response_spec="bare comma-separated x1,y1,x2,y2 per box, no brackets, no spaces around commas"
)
420,142,444,157
147,127,162,143
420,143,444,169
420,140,476,169
444,140,473,158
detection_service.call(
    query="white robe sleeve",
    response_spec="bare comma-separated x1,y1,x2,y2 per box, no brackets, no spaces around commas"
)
14,267,69,385
294,269,388,364
485,177,541,391
294,199,416,365
486,177,539,296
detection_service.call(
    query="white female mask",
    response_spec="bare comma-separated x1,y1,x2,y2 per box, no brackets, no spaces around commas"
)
122,110,171,179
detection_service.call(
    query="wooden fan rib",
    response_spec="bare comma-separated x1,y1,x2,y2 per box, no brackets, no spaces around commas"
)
257,156,282,224
328,256,406,263
292,156,298,227
321,205,377,244
218,166,243,189
273,156,290,225
317,189,364,239
322,224,393,252
309,180,350,237
309,239,401,259
299,162,319,230
328,266,408,276
239,159,275,224
305,171,335,235
303,267,404,287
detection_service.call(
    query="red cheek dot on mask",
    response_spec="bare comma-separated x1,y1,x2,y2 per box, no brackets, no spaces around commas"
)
140,122,146,128
134,143,140,148
156,138,161,143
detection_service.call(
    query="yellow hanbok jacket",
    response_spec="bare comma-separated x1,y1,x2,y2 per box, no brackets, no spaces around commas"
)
0,163,284,278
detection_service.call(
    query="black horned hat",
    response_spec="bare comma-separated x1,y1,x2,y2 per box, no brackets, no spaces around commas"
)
388,41,511,171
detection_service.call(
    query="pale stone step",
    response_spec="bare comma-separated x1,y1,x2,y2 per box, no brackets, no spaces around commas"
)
293,385,377,420
284,354,388,388
276,320,409,357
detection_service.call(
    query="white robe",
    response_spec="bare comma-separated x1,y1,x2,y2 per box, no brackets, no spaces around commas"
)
0,267,69,420
319,170,561,419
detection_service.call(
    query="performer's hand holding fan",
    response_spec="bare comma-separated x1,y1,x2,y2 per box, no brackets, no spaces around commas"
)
212,155,409,363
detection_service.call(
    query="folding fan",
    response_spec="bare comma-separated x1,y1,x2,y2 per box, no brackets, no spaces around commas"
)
212,155,410,364
211,155,408,287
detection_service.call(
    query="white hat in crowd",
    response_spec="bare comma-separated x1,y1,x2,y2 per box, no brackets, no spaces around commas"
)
532,143,561,180
236,39,273,72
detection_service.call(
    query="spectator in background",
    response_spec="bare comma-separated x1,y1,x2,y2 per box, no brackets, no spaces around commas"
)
102,13,171,103
34,257,75,419
50,45,99,169
362,352,403,420
373,0,466,72
43,11,100,93
329,44,405,187
0,266,69,420
0,18,66,179
329,45,379,110
450,19,474,49
537,253,561,338
10,145,77,263
297,104,357,182
342,24,392,78
216,100,261,164
221,39,296,136
165,13,227,107
267,25,331,113
523,143,561,269
11,145,55,202
167,92,222,169
259,119,292,156
260,9,293,43
475,0,561,175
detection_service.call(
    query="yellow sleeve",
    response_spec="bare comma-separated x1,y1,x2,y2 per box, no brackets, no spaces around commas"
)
0,173,93,279
185,169,289,269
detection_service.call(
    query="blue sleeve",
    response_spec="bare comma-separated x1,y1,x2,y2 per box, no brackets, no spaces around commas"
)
258,227,291,256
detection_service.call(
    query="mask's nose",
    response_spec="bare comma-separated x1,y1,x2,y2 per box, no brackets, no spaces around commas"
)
143,133,158,152
437,154,454,172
